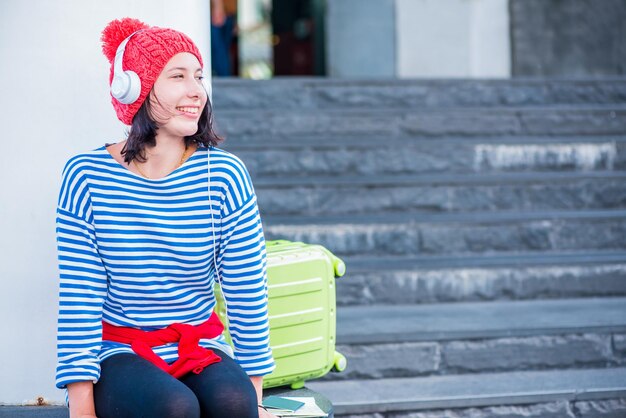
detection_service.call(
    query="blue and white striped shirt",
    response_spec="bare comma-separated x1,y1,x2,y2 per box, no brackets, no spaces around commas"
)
55,145,275,389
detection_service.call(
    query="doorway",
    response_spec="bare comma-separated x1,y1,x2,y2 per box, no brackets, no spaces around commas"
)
271,0,326,76
232,0,326,78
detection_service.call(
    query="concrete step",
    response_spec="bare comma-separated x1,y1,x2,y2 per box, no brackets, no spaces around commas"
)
335,297,626,343
0,388,333,418
0,407,67,418
337,250,626,305
212,78,626,110
307,368,626,417
214,106,626,139
263,209,626,256
254,172,626,216
224,135,626,177
323,298,626,381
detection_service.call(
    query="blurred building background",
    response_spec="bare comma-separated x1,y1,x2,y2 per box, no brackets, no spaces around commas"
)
224,0,625,79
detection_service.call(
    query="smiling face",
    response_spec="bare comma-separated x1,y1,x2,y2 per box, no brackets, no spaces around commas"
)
148,52,207,140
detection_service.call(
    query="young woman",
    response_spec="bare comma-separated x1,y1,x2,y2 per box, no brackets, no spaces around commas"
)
55,18,276,418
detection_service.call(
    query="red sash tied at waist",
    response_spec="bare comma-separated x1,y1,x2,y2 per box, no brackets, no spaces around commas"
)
102,312,224,379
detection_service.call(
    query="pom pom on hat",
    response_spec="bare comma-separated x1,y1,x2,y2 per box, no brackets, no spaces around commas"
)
101,18,149,63
101,18,203,125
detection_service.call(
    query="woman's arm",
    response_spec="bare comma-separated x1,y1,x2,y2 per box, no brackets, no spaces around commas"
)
214,154,277,413
251,376,277,418
250,375,263,403
67,381,97,418
216,156,275,376
56,162,108,394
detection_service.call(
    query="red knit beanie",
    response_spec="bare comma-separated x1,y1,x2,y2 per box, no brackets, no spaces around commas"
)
101,18,204,125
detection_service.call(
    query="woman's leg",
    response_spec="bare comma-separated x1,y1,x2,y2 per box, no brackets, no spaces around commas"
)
181,349,258,418
94,353,201,418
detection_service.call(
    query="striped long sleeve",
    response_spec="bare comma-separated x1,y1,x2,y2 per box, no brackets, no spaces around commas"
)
55,146,274,388
55,161,107,388
212,152,275,375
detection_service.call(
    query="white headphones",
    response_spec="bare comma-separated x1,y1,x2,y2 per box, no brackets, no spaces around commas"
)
208,149,231,327
110,32,142,104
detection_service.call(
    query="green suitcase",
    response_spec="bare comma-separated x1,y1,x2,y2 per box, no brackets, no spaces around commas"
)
216,240,347,389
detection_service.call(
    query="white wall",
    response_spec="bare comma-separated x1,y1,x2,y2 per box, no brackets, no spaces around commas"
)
396,0,510,78
0,0,209,404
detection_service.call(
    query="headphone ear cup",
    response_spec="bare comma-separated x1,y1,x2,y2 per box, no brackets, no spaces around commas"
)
111,70,141,105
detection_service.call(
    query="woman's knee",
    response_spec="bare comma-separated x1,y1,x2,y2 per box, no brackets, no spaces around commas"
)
95,354,201,418
181,350,259,417
96,382,201,418
153,389,201,418
185,371,258,417
205,382,257,418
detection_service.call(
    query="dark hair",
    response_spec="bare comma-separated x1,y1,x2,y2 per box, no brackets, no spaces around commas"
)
121,93,223,164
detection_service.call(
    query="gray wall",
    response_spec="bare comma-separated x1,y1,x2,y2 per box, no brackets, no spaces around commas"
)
326,0,510,79
326,0,396,78
326,0,626,79
510,0,626,77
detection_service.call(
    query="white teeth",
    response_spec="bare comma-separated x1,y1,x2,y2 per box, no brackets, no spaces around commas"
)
177,107,199,114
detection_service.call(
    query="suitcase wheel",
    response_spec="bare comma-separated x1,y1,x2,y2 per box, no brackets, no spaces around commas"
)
334,259,346,277
290,380,305,390
332,351,347,372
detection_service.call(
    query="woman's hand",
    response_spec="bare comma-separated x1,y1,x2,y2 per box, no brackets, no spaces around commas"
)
258,406,278,418
250,376,278,417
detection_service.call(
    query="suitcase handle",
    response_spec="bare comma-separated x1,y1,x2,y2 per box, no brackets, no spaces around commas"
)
266,240,291,247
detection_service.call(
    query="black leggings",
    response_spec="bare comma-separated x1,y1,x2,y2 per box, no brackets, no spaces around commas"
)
94,350,259,418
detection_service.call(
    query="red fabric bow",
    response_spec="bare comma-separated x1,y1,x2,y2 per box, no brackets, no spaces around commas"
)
102,312,224,378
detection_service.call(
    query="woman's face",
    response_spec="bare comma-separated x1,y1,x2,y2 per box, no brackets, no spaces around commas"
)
149,52,207,139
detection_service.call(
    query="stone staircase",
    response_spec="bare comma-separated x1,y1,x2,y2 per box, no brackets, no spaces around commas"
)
214,78,626,417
